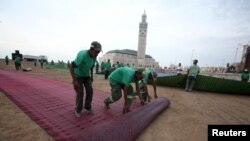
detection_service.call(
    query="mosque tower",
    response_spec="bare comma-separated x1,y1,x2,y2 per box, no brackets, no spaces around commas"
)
137,10,148,68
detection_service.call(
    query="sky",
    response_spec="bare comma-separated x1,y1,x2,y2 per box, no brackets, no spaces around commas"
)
0,0,250,68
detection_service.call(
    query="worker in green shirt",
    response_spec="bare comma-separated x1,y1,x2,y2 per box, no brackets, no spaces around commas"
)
185,59,200,92
70,41,102,118
101,62,105,73
241,69,249,82
14,56,22,71
104,59,111,79
104,67,145,114
95,60,99,73
5,55,9,65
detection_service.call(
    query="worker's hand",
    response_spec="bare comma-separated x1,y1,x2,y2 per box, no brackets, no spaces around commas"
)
90,77,93,83
122,103,130,114
154,94,158,99
122,107,131,114
72,79,80,90
140,100,146,105
148,95,152,102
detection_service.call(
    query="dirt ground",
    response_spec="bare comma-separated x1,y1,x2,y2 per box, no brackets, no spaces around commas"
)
0,60,250,141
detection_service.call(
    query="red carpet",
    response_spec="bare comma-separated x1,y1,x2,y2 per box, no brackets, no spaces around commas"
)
0,70,170,141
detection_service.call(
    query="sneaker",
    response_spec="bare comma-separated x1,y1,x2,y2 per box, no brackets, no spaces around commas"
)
185,88,188,92
104,100,110,109
188,89,192,92
85,108,93,113
75,110,81,118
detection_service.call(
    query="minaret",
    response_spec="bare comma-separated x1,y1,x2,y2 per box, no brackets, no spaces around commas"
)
137,10,148,68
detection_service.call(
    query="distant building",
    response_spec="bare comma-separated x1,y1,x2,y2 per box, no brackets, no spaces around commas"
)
23,55,48,62
99,49,160,70
98,11,160,70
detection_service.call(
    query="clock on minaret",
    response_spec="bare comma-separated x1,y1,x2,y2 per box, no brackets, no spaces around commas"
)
140,31,145,37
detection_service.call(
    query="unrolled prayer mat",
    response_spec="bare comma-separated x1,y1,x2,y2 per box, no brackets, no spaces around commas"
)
0,70,170,141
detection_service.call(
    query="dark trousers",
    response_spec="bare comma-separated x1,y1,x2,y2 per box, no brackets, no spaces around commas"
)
74,77,93,113
15,63,21,71
104,70,110,79
141,92,148,102
104,84,134,106
185,75,196,90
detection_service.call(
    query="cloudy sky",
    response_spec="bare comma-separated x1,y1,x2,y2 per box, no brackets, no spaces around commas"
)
0,0,250,68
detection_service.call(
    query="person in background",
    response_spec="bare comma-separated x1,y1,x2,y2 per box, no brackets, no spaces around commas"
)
185,59,200,92
95,60,99,73
104,67,145,114
176,63,183,87
14,56,22,71
101,62,105,73
241,69,249,82
120,63,124,67
5,55,9,65
67,60,70,68
111,64,116,72
69,41,102,117
40,60,44,68
104,59,111,79
176,63,183,75
115,61,120,68
34,60,37,67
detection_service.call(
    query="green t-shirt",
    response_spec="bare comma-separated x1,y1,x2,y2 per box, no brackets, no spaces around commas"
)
105,62,112,71
142,68,151,83
109,67,136,86
241,73,249,81
101,62,105,70
15,56,21,64
188,65,200,78
74,50,96,77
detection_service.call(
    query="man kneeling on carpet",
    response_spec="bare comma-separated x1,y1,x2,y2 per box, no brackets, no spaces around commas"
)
104,67,145,114
70,41,102,118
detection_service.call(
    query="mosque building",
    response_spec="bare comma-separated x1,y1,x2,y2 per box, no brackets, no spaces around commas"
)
98,11,160,70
